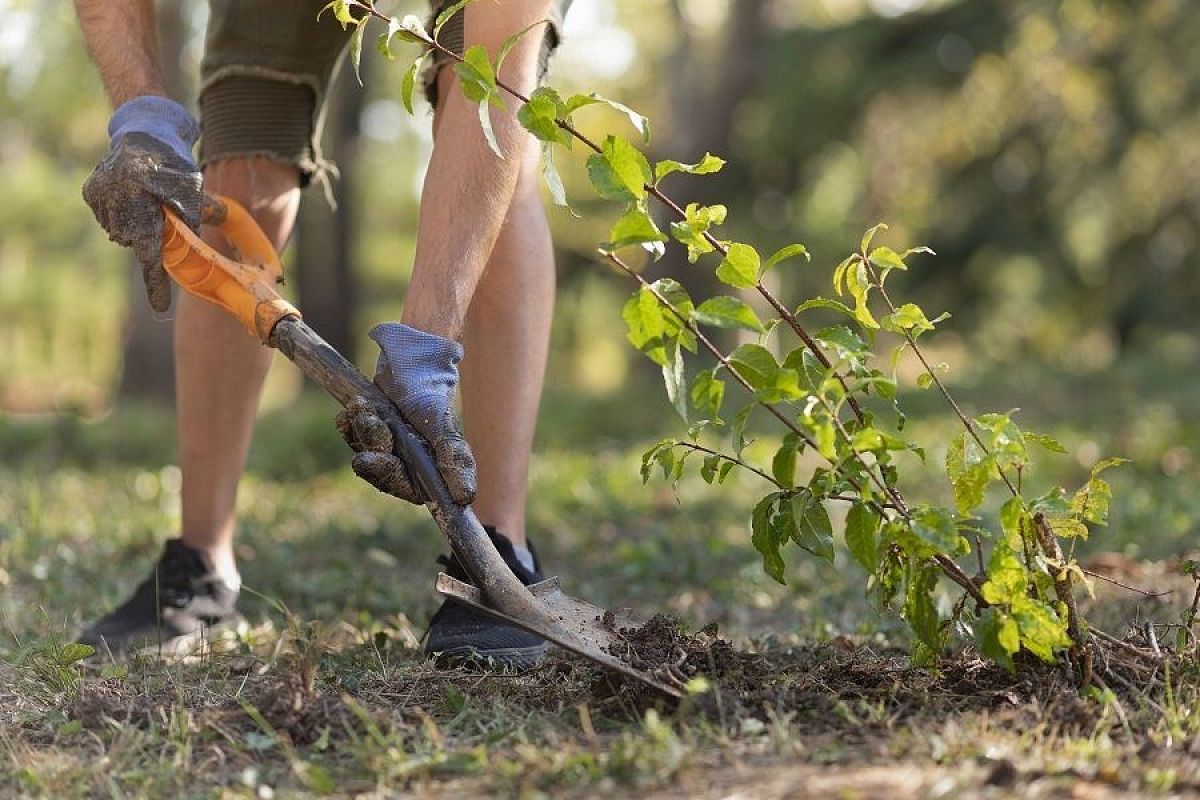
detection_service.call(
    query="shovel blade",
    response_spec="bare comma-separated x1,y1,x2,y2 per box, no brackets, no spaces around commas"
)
435,573,683,698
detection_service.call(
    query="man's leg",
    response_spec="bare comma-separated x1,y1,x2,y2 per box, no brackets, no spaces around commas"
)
175,158,301,582
459,151,555,549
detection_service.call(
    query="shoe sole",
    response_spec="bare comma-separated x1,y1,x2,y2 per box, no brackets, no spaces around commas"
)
84,616,247,665
428,641,550,671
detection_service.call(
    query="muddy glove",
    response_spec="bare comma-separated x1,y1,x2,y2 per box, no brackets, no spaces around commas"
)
338,324,477,506
336,396,424,504
82,96,203,313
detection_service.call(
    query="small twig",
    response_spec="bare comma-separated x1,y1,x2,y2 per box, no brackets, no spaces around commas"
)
1143,622,1162,659
1100,664,1167,718
1185,573,1200,631
1091,627,1164,663
1079,568,1173,598
668,441,781,488
1032,513,1085,652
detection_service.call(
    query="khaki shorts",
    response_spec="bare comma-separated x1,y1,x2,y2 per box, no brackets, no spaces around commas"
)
198,0,571,186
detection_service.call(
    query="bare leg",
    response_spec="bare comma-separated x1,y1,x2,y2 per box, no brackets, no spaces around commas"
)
175,157,300,580
460,152,554,548
422,24,555,550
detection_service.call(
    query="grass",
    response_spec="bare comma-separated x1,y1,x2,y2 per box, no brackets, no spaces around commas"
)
2,354,1200,798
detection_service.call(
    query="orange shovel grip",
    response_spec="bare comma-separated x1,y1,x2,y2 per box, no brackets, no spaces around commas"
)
161,195,300,343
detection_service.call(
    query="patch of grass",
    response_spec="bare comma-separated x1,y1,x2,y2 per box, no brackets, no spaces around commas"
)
2,352,1200,796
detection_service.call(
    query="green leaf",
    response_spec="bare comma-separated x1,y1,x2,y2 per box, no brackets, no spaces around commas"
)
953,458,993,515
1011,596,1072,662
400,53,427,115
730,403,754,458
790,492,834,562
622,287,667,366
764,243,810,272
1072,458,1123,526
1090,456,1130,475
690,369,725,420
517,87,572,146
814,325,868,367
563,92,651,142
495,19,549,72
540,144,568,208
844,258,878,329
868,246,908,273
1031,486,1071,517
476,98,504,159
751,494,786,584
1024,431,1067,454
434,0,475,37
844,503,880,572
977,609,1018,672
349,18,368,85
668,203,726,262
586,135,652,202
945,431,987,482
654,152,725,183
904,505,962,558
603,203,666,252
454,44,499,103
1000,496,1027,547
662,342,687,421
694,296,765,333
727,343,778,390
861,223,887,253
882,303,937,335
772,435,799,487
1047,518,1090,539
715,243,761,289
905,564,942,652
795,297,855,320
981,543,1026,605
640,439,672,483
833,255,857,297
700,453,720,484
57,643,95,664
851,427,883,452
319,0,357,27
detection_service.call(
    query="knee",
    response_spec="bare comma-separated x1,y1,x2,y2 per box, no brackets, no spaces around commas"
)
202,157,301,250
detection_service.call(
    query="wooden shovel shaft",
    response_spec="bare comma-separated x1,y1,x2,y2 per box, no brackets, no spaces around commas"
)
269,317,556,627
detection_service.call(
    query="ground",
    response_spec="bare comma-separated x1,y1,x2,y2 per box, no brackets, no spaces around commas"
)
3,359,1200,798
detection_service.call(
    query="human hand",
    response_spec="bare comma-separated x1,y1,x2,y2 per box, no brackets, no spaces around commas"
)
368,323,478,506
335,396,424,504
82,96,203,312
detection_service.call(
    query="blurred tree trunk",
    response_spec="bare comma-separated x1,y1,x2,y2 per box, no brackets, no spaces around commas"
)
293,58,364,361
116,0,189,402
653,0,771,345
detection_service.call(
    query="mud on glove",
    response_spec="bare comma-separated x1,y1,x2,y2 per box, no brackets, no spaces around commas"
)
337,324,478,506
82,96,204,312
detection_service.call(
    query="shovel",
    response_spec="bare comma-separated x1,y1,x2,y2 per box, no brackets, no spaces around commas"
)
159,194,681,698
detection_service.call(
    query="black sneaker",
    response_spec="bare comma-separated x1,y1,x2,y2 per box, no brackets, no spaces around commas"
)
77,538,242,660
424,527,550,670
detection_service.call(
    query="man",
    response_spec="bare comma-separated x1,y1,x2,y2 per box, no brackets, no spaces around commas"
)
73,0,569,669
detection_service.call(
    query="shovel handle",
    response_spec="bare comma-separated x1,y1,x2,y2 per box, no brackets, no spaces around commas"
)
160,194,300,343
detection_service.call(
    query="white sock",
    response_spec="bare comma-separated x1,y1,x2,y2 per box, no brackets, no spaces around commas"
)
512,544,536,574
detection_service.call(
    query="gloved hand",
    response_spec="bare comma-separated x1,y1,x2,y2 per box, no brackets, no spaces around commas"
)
336,396,423,504
82,95,204,312
336,323,477,506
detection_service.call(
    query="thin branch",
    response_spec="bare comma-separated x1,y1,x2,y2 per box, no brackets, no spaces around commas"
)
669,440,782,488
1079,568,1173,599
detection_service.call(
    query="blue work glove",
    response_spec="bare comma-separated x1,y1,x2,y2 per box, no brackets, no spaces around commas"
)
82,96,203,312
336,323,478,506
